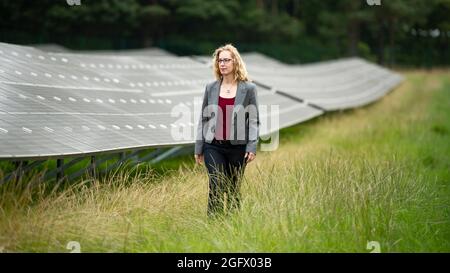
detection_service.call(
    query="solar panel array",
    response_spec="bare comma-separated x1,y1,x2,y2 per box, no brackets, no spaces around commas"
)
35,43,175,56
243,53,403,110
0,42,401,160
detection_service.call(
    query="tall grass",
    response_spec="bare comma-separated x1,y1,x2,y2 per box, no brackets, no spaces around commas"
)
0,70,448,252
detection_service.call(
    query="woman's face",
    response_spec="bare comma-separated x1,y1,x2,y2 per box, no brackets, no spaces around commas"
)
218,50,234,77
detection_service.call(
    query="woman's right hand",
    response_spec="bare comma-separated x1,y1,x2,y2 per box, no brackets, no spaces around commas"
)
194,154,204,165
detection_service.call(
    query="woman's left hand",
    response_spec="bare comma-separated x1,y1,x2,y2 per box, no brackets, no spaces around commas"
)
245,152,256,163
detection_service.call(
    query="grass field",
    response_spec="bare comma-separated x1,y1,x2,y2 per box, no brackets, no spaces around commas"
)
0,70,448,253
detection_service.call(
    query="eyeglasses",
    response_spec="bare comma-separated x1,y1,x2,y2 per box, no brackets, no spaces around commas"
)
217,58,233,64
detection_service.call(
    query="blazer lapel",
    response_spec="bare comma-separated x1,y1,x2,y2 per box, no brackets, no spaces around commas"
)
209,80,220,107
231,81,248,128
233,81,247,108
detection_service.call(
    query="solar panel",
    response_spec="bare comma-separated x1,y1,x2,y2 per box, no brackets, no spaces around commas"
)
241,52,287,69
244,57,403,110
252,84,323,136
0,42,403,160
35,43,174,56
2,42,315,160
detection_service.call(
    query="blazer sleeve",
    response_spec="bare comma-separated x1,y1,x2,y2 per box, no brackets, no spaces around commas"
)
194,86,208,155
246,83,260,154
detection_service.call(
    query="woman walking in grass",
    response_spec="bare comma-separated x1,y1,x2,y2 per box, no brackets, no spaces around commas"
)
194,44,260,217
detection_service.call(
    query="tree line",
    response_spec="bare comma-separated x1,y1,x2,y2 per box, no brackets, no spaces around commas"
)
1,0,448,67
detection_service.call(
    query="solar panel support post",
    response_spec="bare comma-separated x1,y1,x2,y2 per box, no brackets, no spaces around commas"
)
44,157,84,182
13,161,21,182
95,153,118,168
90,156,96,179
14,161,27,182
56,159,64,183
66,152,129,182
100,150,143,175
1,160,46,186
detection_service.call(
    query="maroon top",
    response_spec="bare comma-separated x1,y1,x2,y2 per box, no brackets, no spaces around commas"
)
215,95,235,140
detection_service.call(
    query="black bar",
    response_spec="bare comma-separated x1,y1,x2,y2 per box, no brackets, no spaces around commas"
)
90,156,96,178
56,159,64,183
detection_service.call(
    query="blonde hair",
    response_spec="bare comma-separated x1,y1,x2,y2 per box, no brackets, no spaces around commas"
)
212,44,249,82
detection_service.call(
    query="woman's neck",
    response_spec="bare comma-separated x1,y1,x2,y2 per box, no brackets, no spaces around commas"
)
222,74,235,85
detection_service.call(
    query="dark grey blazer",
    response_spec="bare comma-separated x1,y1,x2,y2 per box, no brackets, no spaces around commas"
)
195,79,260,155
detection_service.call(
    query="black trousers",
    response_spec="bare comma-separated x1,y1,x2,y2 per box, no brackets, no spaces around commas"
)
203,139,247,216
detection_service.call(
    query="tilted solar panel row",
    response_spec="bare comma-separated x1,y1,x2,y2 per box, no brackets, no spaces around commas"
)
0,42,402,160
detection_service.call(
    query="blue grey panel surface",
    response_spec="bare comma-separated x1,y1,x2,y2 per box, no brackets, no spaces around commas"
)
35,43,174,56
0,42,401,160
1,42,312,159
244,57,403,110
